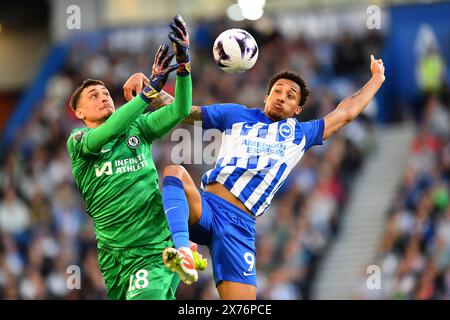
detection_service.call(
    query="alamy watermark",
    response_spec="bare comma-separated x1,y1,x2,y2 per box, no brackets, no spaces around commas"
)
170,122,222,165
366,264,381,290
366,5,381,30
66,265,81,290
66,5,81,30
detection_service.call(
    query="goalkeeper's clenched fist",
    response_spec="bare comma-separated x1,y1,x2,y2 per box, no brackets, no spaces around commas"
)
168,14,190,76
140,44,178,103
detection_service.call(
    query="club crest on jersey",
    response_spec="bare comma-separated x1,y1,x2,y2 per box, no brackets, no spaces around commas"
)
127,135,140,148
279,123,294,139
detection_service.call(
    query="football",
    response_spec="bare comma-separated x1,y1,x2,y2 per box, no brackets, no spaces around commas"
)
212,29,259,74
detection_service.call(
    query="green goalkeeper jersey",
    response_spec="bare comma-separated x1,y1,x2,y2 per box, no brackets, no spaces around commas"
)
67,75,191,249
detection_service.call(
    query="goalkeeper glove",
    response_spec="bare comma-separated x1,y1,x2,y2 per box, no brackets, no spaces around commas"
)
140,44,177,103
168,14,190,76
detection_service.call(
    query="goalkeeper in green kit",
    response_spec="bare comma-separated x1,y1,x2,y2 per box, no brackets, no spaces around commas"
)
66,15,206,300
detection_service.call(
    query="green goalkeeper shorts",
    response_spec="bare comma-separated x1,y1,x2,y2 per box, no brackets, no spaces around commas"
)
97,245,180,300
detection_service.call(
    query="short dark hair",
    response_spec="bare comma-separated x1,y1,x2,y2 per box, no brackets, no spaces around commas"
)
69,79,105,111
266,71,309,107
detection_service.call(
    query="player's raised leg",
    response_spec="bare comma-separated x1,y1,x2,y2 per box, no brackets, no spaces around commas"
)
162,164,206,285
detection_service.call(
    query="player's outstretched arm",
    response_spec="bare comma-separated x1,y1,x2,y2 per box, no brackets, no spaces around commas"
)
322,55,385,140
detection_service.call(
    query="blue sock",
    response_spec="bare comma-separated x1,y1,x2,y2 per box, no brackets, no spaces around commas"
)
162,176,190,249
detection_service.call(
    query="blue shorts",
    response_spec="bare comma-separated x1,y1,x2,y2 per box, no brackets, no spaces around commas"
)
189,191,257,287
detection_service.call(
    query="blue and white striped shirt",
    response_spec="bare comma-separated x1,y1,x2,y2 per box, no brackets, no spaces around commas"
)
201,103,324,217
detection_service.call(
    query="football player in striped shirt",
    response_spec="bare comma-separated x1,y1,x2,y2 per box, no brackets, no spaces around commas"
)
124,54,385,299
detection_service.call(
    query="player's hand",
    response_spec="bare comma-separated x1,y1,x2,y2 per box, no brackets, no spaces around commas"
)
370,54,385,83
168,14,190,76
140,44,177,103
123,73,149,102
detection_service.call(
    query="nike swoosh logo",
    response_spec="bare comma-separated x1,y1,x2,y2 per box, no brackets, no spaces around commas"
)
101,147,112,153
128,291,144,299
164,206,177,214
243,271,256,276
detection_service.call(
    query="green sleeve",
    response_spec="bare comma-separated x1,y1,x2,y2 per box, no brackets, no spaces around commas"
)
83,95,148,154
140,75,192,140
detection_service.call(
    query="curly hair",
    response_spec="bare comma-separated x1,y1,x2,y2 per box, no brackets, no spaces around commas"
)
266,71,310,107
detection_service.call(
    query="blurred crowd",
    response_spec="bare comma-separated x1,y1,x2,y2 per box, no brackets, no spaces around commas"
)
354,76,450,299
0,16,381,299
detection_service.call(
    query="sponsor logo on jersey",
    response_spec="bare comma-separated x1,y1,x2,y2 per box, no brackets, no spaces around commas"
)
95,162,113,177
95,154,149,177
242,139,286,156
127,135,140,148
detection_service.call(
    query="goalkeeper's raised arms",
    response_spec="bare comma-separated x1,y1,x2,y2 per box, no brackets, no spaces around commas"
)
74,44,179,155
